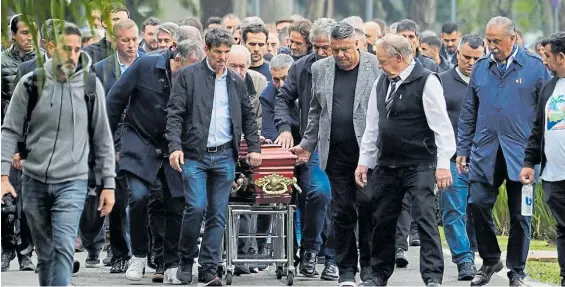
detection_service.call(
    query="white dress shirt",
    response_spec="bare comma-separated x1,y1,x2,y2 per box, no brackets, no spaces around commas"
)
359,60,456,169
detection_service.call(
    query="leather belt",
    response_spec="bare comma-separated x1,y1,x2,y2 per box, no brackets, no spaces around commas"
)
206,142,231,153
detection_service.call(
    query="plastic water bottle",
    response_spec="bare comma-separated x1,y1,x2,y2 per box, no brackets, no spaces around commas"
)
521,183,534,216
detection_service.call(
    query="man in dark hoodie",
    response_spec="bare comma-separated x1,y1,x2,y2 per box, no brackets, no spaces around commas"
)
82,2,130,64
1,22,116,286
274,17,338,281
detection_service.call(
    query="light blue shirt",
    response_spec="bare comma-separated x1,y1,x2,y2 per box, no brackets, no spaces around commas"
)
116,52,138,75
206,58,232,147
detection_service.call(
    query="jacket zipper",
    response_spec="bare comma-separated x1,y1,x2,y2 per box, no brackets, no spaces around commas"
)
44,82,64,183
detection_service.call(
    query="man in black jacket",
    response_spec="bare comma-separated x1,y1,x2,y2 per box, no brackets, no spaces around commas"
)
438,34,484,281
166,28,262,286
105,42,201,283
274,18,339,281
521,32,565,286
82,3,130,64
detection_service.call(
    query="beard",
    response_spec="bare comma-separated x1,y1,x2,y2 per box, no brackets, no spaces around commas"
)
58,61,76,76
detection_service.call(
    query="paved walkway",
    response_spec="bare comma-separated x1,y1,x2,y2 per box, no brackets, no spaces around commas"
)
3,247,552,286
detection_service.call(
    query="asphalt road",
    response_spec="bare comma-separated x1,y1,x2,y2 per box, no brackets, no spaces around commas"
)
3,246,548,286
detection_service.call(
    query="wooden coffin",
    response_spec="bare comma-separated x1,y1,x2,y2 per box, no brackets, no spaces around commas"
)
238,140,297,204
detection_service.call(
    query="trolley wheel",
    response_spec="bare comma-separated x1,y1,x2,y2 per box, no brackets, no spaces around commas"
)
226,271,233,285
286,271,294,286
276,266,283,279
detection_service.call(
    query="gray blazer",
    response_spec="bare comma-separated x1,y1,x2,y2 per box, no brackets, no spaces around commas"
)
299,51,381,170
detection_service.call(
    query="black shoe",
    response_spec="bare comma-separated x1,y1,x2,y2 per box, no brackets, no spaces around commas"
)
359,276,387,286
426,279,441,287
510,276,530,287
395,248,408,268
233,264,250,276
321,261,338,280
560,277,565,286
360,265,372,282
73,260,80,274
1,250,15,272
257,248,269,270
147,251,157,270
177,262,193,284
470,262,503,286
338,268,357,286
457,262,476,281
110,258,128,273
152,264,165,283
409,232,421,246
85,252,101,268
103,249,112,266
198,267,222,286
18,255,35,271
299,251,317,277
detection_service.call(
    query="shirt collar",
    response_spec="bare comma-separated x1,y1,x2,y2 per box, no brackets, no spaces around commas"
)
490,43,518,67
116,52,139,68
206,57,227,79
398,60,416,82
455,67,470,84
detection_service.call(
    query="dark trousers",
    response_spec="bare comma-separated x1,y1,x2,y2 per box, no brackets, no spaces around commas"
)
370,164,444,283
79,174,131,261
319,200,336,263
468,150,531,280
148,187,166,265
1,167,33,258
125,168,184,269
356,168,374,268
543,180,565,278
325,158,361,273
395,194,418,251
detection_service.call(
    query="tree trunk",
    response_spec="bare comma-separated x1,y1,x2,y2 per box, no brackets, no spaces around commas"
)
260,0,293,23
233,0,247,18
410,0,437,30
200,0,233,24
493,0,514,18
306,0,326,21
326,0,334,18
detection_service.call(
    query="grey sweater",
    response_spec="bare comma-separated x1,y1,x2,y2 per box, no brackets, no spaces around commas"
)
1,52,116,188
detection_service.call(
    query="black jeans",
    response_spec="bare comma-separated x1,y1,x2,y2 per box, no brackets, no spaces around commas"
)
543,180,565,278
370,164,444,283
125,168,184,269
79,173,131,261
148,186,166,265
395,194,420,251
325,158,361,273
468,149,530,279
356,168,374,268
1,167,33,258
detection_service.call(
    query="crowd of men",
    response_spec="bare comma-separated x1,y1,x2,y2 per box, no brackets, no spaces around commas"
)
1,2,565,287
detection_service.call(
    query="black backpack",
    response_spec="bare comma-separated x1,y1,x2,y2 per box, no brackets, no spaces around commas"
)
18,68,98,169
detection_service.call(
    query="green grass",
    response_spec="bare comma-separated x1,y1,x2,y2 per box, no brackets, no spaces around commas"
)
527,260,561,285
438,227,556,251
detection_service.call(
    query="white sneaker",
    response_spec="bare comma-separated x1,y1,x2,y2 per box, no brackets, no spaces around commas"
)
125,256,146,281
164,267,184,285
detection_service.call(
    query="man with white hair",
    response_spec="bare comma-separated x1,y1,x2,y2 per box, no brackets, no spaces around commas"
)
356,33,455,287
274,17,339,281
457,16,550,286
225,45,268,274
156,22,179,50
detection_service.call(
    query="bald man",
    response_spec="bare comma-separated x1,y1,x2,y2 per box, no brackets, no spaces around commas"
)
364,21,382,47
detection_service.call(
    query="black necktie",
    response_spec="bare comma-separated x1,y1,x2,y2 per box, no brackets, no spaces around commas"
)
385,77,400,116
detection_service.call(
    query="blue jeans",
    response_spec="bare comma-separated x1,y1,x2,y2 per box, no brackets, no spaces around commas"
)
178,147,235,269
21,175,87,286
440,162,475,264
296,152,332,255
